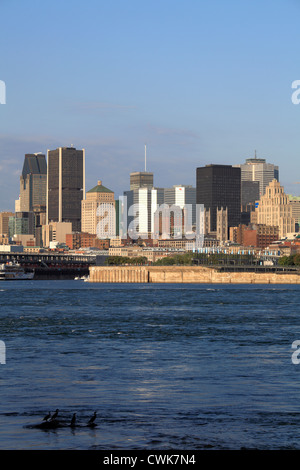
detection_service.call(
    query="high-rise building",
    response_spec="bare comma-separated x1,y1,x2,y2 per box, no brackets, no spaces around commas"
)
288,195,300,229
196,164,241,234
124,187,156,238
47,146,85,232
8,212,35,238
129,171,154,190
0,211,14,236
253,179,295,238
81,180,115,238
20,153,47,212
241,181,260,210
164,185,196,224
124,185,196,240
234,155,279,198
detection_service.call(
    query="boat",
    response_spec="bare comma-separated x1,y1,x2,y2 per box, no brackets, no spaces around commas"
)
0,262,35,280
74,275,89,281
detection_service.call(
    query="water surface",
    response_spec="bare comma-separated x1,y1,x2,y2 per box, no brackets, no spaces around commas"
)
0,280,300,449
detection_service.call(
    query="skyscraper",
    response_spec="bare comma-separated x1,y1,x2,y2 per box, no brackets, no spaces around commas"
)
81,180,115,238
129,171,154,190
234,155,279,198
253,179,295,238
47,146,85,232
20,153,47,212
164,185,196,226
196,164,241,234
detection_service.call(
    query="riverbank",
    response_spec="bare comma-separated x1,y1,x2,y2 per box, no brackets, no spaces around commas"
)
89,265,300,284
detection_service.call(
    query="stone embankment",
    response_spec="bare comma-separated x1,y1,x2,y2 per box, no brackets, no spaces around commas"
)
89,266,300,284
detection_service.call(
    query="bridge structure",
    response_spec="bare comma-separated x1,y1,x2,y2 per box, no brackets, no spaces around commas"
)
0,251,108,279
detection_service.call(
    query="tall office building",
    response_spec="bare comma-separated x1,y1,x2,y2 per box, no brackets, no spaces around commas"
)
164,185,196,225
0,211,14,236
81,180,115,238
124,187,157,238
234,155,279,198
124,184,197,240
8,212,35,238
288,195,300,229
20,153,47,212
47,146,85,232
196,164,241,234
254,179,295,238
130,171,154,190
241,181,259,209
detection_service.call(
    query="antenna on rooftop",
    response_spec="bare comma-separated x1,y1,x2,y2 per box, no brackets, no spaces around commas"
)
255,149,257,159
144,143,147,172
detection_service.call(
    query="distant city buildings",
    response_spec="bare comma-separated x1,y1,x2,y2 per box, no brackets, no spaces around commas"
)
124,182,197,240
2,142,300,255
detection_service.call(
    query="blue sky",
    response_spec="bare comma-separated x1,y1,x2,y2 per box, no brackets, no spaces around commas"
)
0,0,300,211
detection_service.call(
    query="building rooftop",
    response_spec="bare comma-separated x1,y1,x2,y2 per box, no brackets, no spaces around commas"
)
87,180,114,194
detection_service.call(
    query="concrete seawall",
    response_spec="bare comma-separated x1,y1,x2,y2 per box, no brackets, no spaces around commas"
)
89,266,300,284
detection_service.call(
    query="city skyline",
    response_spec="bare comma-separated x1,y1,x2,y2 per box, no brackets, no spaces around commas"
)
1,0,300,212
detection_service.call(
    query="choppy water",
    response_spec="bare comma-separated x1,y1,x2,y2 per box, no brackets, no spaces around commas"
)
0,280,300,450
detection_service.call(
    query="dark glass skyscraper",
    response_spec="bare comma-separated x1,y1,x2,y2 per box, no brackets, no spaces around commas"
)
196,164,241,233
20,153,47,212
47,146,85,232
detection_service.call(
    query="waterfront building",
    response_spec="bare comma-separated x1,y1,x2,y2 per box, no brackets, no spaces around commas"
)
253,179,295,238
47,146,85,232
81,180,115,238
196,164,241,236
65,232,110,250
42,221,72,247
234,155,279,198
229,223,280,249
12,234,36,247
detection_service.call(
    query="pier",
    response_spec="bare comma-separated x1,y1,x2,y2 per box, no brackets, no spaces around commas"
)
89,265,300,284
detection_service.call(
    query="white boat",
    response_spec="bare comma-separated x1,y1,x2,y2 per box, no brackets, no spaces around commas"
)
0,262,34,280
74,275,88,281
